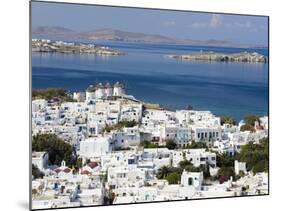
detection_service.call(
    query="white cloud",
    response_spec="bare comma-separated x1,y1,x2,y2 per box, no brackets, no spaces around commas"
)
191,14,222,28
210,14,222,27
191,14,258,30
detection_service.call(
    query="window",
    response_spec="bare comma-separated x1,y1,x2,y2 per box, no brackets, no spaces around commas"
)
200,157,206,161
188,178,193,186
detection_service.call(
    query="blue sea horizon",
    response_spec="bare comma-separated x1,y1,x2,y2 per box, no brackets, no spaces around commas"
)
32,41,269,122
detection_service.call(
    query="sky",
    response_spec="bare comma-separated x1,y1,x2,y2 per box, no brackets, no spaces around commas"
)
31,1,268,46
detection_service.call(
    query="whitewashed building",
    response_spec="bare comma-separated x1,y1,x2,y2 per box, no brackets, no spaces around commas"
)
32,151,49,171
234,160,247,175
181,170,203,190
172,149,216,168
79,136,112,158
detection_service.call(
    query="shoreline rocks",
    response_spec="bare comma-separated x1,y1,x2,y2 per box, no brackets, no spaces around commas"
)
169,51,267,63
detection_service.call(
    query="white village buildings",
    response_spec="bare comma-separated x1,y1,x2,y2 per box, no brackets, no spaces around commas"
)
31,82,269,209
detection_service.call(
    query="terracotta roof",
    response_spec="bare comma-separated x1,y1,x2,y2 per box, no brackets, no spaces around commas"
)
87,162,98,169
63,168,71,173
81,170,90,175
256,125,264,130
54,168,61,173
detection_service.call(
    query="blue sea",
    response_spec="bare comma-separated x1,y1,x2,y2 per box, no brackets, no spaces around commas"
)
32,40,269,121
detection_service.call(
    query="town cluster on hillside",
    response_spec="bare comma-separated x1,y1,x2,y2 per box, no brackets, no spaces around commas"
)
31,82,268,209
32,39,122,55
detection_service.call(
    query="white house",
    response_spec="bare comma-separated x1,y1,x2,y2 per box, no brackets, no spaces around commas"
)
159,124,192,147
141,148,172,170
234,160,247,175
191,125,221,144
73,92,86,102
172,149,216,168
32,151,49,171
32,99,47,112
181,170,203,190
79,136,112,158
107,165,147,189
111,126,141,148
120,103,143,122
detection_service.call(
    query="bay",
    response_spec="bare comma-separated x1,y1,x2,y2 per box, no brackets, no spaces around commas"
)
32,41,269,121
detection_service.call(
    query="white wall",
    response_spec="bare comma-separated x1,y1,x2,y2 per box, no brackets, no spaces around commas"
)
79,137,112,157
1,0,279,211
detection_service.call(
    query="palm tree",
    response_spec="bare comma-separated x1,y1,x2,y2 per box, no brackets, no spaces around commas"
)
157,166,170,179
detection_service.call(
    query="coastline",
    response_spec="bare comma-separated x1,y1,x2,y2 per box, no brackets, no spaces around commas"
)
32,39,124,56
168,51,267,63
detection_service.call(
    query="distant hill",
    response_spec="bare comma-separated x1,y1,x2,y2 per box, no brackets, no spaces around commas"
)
32,26,267,48
79,28,177,43
32,26,76,36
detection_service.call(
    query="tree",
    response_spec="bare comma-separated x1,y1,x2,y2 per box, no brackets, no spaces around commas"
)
165,140,177,149
139,140,158,148
185,141,208,149
157,166,170,179
165,172,181,184
32,164,44,179
240,124,255,132
104,191,115,205
32,189,38,198
32,88,75,102
216,153,235,167
238,137,269,173
217,167,235,183
157,166,181,178
32,134,74,166
103,120,138,133
220,116,236,125
244,115,260,126
178,160,193,169
253,160,268,174
75,158,83,169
